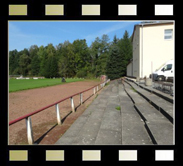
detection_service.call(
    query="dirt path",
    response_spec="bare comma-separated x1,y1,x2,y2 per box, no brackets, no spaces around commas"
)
9,80,101,145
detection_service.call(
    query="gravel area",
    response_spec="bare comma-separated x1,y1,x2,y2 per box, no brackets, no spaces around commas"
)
9,80,101,145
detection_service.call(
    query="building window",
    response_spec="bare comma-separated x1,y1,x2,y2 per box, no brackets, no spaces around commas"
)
164,29,173,40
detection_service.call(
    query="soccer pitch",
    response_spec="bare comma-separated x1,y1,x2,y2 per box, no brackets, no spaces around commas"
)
9,78,84,92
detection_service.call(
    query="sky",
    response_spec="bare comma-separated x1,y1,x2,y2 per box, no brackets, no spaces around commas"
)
9,21,141,51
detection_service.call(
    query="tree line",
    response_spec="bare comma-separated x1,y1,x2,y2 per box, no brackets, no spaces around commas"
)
9,30,132,80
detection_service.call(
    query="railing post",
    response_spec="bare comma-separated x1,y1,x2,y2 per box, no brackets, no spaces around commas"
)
97,86,98,92
80,93,83,104
55,104,61,125
70,97,75,112
25,117,34,145
93,87,96,95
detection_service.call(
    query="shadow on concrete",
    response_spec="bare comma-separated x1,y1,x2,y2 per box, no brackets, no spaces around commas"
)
34,89,102,144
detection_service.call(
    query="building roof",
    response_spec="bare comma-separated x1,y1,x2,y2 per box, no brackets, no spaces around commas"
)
139,21,174,27
131,21,174,42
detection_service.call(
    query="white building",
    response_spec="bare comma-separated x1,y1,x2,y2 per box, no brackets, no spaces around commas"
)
127,21,174,78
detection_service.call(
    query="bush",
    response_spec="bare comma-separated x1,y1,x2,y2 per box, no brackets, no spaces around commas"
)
86,73,96,79
76,70,87,78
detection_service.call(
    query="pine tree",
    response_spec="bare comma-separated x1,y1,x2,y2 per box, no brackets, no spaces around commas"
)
106,45,121,80
118,30,132,76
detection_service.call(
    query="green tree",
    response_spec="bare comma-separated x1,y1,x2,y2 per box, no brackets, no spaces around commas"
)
58,43,76,77
113,35,119,44
101,34,110,53
90,37,101,75
31,55,40,76
106,45,121,80
72,39,91,76
44,44,58,78
118,30,132,75
37,45,47,76
97,34,110,76
9,49,19,75
90,35,110,77
29,45,39,59
46,43,56,57
19,54,31,76
45,55,58,78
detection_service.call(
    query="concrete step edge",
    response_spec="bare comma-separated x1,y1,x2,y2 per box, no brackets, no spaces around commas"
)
123,79,173,124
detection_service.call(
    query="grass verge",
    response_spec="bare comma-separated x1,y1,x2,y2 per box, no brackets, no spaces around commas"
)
9,78,85,92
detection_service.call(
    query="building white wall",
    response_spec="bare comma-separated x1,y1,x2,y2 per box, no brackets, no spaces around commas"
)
132,22,174,78
127,61,133,77
132,26,140,77
142,24,174,78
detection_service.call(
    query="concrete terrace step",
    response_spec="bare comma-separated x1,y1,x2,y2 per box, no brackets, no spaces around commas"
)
55,80,121,145
95,104,122,145
145,121,173,145
135,103,173,145
123,82,147,104
125,77,173,104
55,79,173,145
123,82,173,145
125,80,173,123
117,82,153,145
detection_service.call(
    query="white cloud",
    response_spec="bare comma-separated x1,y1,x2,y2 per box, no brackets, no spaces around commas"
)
85,22,134,42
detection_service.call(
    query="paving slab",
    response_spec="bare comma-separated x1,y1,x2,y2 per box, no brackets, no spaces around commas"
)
124,82,146,104
134,103,169,123
146,121,173,145
118,84,153,145
55,79,173,145
126,80,173,120
95,129,122,145
55,116,89,145
122,121,153,145
126,77,173,103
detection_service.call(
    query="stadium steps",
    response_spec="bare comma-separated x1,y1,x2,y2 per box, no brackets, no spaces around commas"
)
122,80,173,145
124,79,173,124
118,83,153,145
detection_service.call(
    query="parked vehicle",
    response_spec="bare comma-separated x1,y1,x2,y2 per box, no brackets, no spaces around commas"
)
152,60,174,81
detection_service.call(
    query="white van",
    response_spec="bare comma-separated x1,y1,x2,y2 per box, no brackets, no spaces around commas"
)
152,60,174,81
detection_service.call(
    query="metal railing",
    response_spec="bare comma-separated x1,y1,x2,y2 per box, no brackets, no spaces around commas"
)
153,81,173,95
9,79,110,144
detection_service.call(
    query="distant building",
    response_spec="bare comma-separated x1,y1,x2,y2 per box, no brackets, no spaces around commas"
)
127,21,174,78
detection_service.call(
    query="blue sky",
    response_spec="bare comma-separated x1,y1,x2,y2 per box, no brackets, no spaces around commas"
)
9,21,141,51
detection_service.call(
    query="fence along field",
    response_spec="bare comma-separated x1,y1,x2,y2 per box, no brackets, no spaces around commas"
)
9,78,85,92
9,79,110,144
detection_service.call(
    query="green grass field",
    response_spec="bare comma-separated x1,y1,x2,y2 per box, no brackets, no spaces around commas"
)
9,78,85,92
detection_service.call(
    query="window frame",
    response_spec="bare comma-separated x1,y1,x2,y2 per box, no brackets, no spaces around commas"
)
164,29,173,40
